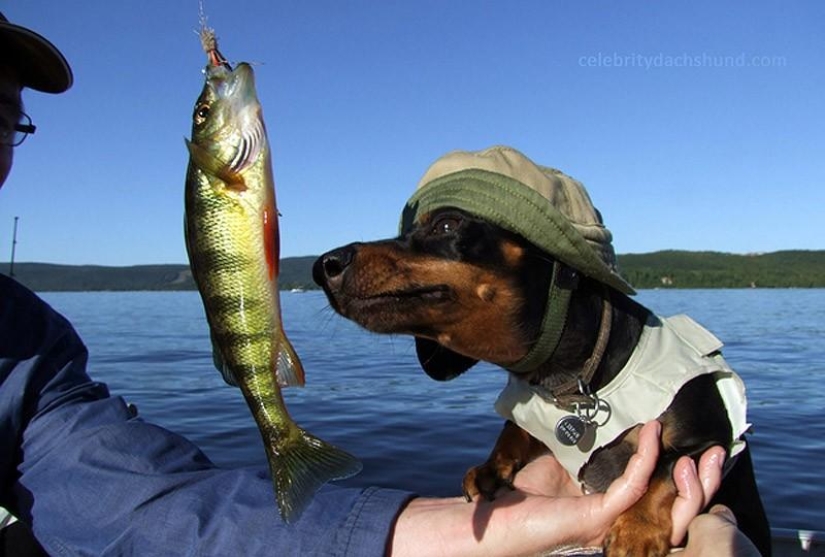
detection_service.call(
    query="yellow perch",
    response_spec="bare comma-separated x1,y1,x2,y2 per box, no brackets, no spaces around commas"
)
184,27,361,522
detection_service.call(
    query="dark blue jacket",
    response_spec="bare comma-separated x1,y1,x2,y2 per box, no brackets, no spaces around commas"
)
0,275,413,556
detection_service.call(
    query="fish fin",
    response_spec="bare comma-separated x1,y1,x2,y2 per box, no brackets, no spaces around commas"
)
211,331,239,387
266,427,362,523
275,334,306,387
263,201,279,281
185,138,247,191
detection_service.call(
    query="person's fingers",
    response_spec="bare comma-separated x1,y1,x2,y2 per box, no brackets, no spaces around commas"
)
680,504,762,557
671,455,703,544
697,446,725,502
601,421,660,515
670,447,725,545
707,504,737,523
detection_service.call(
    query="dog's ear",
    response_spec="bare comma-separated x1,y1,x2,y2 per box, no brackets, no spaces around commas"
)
415,337,478,381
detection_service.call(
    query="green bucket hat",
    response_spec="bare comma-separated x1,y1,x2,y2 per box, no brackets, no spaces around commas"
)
401,145,633,295
400,146,634,372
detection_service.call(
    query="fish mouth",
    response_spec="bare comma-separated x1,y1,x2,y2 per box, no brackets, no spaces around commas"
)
195,62,263,174
229,63,256,101
206,62,257,104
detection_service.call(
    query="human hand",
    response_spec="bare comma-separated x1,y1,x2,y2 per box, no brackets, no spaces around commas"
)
389,421,664,557
670,446,726,546
390,422,738,557
681,505,762,557
512,429,730,549
507,449,582,498
509,428,730,549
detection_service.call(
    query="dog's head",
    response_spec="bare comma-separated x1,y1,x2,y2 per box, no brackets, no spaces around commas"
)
314,146,634,382
313,208,556,380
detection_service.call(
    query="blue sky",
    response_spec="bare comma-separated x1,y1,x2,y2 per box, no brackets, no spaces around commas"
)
2,1,823,266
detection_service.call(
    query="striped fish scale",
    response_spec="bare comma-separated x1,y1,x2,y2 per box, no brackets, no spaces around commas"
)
191,196,276,366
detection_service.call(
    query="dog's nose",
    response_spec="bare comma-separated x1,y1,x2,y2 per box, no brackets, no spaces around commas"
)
313,245,356,286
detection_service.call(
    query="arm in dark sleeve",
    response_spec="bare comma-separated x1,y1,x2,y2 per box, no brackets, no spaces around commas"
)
1,278,414,556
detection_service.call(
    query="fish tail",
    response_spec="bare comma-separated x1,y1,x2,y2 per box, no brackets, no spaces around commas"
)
267,428,362,523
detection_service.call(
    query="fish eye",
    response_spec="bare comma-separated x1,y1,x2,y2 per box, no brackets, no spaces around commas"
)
194,103,211,124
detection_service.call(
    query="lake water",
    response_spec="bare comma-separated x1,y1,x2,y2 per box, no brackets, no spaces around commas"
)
39,288,825,531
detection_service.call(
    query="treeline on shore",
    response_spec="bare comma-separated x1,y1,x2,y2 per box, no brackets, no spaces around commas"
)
4,250,824,292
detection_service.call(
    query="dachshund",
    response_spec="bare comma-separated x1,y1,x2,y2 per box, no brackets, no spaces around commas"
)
312,207,771,556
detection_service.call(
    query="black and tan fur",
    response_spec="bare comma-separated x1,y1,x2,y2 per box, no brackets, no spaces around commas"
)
313,208,771,556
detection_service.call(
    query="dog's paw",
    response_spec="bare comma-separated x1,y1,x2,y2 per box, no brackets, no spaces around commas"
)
461,459,517,501
603,507,671,557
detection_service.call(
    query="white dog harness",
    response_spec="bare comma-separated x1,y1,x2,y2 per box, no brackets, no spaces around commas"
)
495,314,750,485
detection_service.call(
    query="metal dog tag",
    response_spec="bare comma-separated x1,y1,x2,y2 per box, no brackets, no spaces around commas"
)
555,415,588,446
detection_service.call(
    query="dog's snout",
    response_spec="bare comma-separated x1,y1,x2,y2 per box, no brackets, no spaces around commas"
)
313,245,357,286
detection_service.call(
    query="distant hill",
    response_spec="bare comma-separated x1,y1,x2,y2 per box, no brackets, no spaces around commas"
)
4,256,318,292
3,250,824,292
618,250,825,289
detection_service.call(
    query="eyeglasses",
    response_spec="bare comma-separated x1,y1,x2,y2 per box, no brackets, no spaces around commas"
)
0,111,36,147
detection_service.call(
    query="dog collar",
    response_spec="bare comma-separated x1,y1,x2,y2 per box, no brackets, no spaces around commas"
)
495,314,750,486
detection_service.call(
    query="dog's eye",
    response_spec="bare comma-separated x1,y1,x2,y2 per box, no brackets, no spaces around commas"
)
430,215,462,235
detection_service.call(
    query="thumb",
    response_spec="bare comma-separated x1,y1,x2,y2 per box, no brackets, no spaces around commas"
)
601,421,660,515
708,504,737,524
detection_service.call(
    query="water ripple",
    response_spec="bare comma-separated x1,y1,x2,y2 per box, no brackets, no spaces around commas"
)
41,289,825,530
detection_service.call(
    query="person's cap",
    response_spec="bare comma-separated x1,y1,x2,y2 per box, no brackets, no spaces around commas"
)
400,145,635,295
0,11,72,93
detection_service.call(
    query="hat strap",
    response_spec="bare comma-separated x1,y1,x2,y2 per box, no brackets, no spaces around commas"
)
507,262,577,373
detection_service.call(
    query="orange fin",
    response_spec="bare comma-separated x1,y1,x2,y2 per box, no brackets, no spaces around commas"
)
263,202,279,281
275,334,306,387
